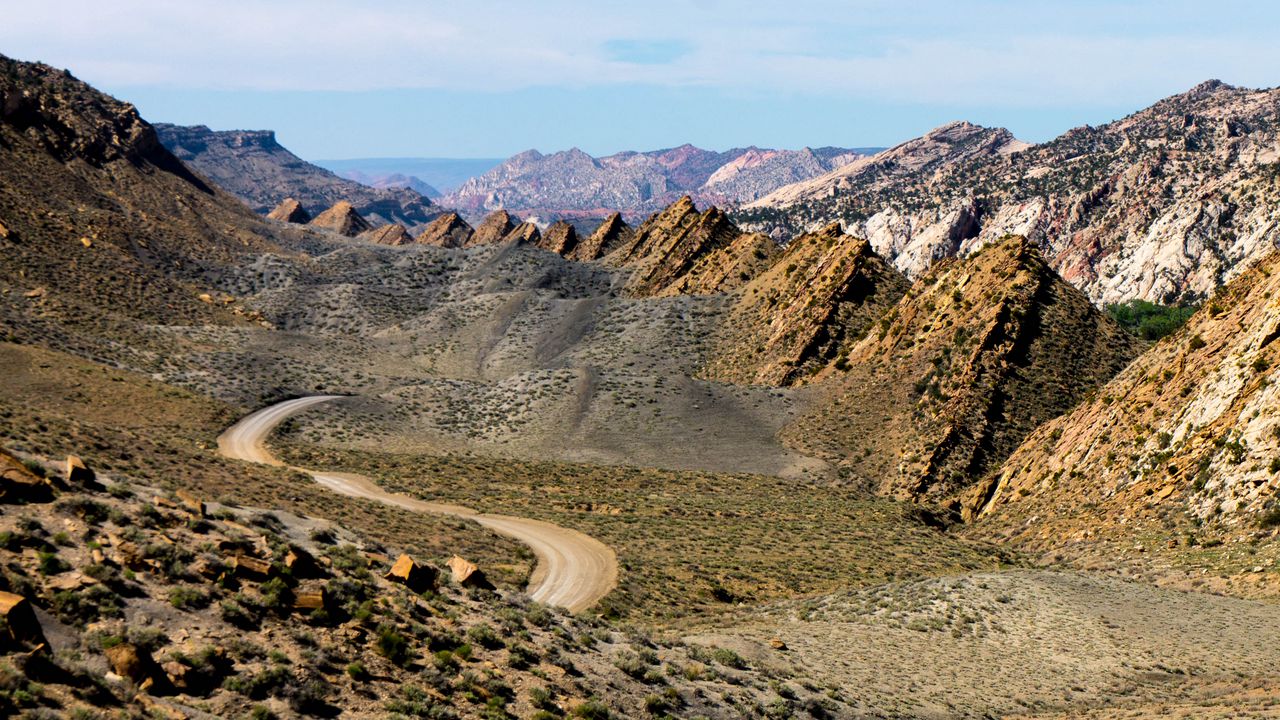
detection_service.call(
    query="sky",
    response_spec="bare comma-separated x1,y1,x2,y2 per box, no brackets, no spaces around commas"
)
2,1,1277,160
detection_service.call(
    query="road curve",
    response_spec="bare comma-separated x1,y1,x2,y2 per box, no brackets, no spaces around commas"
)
216,396,617,612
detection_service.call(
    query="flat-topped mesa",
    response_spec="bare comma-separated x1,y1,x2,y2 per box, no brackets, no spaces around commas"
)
702,222,907,386
504,221,541,245
359,223,413,246
466,209,517,247
606,196,746,296
266,197,310,224
308,200,371,237
415,212,473,248
538,221,578,256
783,234,1139,509
569,212,633,261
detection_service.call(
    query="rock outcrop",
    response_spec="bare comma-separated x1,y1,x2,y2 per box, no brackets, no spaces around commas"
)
784,236,1138,506
414,212,473,248
266,197,311,224
606,197,748,296
466,210,518,247
538,221,578,256
308,201,372,237
702,223,908,385
358,223,414,246
570,212,633,261
504,221,541,245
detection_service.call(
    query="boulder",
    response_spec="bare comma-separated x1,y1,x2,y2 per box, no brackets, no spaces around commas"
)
292,587,329,612
266,197,311,224
231,553,274,579
284,546,321,578
0,450,53,503
174,489,206,517
384,553,437,593
0,592,46,647
104,642,168,692
447,555,492,589
64,455,96,487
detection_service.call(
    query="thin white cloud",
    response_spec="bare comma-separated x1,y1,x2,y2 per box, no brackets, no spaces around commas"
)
1,0,1275,104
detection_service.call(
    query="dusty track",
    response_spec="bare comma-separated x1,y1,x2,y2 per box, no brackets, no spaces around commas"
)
217,395,617,612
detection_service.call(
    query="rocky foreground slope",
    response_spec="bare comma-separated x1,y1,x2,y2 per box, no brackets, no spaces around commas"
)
443,144,876,223
156,124,442,231
740,81,1280,305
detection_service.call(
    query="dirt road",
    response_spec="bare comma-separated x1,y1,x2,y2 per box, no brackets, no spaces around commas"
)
217,395,617,612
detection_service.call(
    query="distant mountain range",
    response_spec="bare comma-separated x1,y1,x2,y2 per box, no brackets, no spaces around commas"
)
440,144,883,223
737,80,1280,305
155,124,442,230
316,157,504,194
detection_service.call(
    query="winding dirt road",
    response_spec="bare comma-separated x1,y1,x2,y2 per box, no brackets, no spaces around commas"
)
217,395,617,612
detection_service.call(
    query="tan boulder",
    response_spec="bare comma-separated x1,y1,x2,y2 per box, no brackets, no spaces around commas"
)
231,553,274,579
0,592,46,647
292,586,329,612
385,553,437,593
172,489,205,517
0,450,53,503
447,555,492,589
65,455,96,487
104,642,166,691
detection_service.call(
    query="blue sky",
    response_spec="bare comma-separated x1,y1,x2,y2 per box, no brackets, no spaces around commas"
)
2,1,1277,159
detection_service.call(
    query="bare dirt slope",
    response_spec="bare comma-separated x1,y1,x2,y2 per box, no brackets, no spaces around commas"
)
694,569,1280,719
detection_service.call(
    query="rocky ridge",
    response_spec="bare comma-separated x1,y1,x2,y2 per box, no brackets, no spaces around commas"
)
700,223,908,385
569,212,634,261
975,246,1280,538
783,236,1139,506
740,82,1280,305
604,196,748,296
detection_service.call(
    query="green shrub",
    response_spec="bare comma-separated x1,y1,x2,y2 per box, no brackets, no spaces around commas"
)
1105,299,1198,341
376,624,412,667
169,586,210,610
